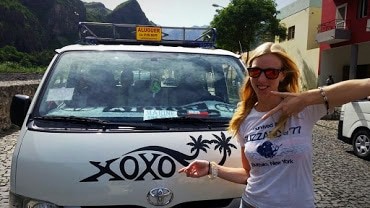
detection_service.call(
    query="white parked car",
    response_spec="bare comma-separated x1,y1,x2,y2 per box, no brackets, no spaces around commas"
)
9,22,246,207
338,99,370,160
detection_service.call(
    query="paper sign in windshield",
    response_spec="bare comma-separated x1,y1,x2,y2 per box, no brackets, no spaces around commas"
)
46,88,74,101
143,109,178,120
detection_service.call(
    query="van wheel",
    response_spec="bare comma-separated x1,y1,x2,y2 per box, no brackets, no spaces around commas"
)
352,129,370,160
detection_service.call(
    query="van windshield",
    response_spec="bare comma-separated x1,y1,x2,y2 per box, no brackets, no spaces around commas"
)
35,51,245,124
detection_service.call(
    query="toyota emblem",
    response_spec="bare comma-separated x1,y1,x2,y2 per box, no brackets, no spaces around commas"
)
147,187,173,206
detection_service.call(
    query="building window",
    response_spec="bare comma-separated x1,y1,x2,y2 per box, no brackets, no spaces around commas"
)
336,4,347,28
359,0,368,18
287,26,295,40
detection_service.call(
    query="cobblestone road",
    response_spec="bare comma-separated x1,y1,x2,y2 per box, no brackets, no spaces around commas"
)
313,120,370,208
1,121,370,207
0,128,18,208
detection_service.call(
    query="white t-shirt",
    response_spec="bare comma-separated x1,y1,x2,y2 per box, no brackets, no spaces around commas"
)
237,104,327,208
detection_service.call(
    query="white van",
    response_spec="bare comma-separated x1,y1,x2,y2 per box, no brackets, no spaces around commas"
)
8,23,245,207
338,99,370,160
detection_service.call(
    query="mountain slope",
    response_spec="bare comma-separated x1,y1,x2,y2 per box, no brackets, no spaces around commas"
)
0,0,152,52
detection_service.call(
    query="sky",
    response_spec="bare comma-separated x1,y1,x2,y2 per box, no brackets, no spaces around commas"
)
82,0,297,27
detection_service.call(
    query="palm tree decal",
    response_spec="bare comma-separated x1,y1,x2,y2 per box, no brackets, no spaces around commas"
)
187,135,211,155
211,132,237,165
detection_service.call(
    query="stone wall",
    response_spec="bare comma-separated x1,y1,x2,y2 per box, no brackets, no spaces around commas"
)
0,81,40,130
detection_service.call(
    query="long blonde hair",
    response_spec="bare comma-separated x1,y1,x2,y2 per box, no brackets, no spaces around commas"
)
228,42,300,138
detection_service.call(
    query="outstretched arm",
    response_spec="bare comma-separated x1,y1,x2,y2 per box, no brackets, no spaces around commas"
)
178,147,250,184
321,78,370,107
262,78,370,119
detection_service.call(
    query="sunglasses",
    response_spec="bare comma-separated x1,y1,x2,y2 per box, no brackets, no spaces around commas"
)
247,67,282,79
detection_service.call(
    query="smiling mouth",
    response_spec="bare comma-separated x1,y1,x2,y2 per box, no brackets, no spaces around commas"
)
257,85,269,90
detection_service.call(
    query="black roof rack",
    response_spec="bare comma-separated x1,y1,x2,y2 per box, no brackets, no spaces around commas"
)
78,22,217,48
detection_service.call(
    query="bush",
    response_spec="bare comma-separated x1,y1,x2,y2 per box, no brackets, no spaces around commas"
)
0,45,24,63
0,46,54,67
31,50,55,66
0,61,46,73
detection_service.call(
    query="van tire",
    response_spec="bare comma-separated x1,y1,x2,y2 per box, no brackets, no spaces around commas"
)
352,129,370,160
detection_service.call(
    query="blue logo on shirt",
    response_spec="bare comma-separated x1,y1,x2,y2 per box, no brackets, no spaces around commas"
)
256,141,281,158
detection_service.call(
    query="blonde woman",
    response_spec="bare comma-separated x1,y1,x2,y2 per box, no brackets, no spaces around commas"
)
178,42,370,208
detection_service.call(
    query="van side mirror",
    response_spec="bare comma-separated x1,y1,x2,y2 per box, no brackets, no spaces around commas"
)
10,94,31,127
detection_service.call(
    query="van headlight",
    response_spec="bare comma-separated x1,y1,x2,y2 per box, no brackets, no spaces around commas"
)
10,192,60,208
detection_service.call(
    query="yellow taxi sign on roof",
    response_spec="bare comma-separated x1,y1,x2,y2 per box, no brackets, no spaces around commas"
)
136,26,162,41
78,22,217,48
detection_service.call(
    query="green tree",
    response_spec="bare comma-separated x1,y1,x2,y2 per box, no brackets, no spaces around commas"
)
211,0,286,53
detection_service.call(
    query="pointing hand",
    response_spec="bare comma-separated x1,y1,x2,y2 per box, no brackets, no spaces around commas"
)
262,91,304,120
178,160,209,178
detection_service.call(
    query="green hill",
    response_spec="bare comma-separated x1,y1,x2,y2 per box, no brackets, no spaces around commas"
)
0,0,152,53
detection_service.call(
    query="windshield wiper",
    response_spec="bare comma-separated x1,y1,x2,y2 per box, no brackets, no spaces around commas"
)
34,116,108,124
33,116,169,130
145,116,208,123
144,116,229,129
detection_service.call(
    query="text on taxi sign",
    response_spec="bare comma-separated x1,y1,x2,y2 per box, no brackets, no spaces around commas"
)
136,26,162,41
